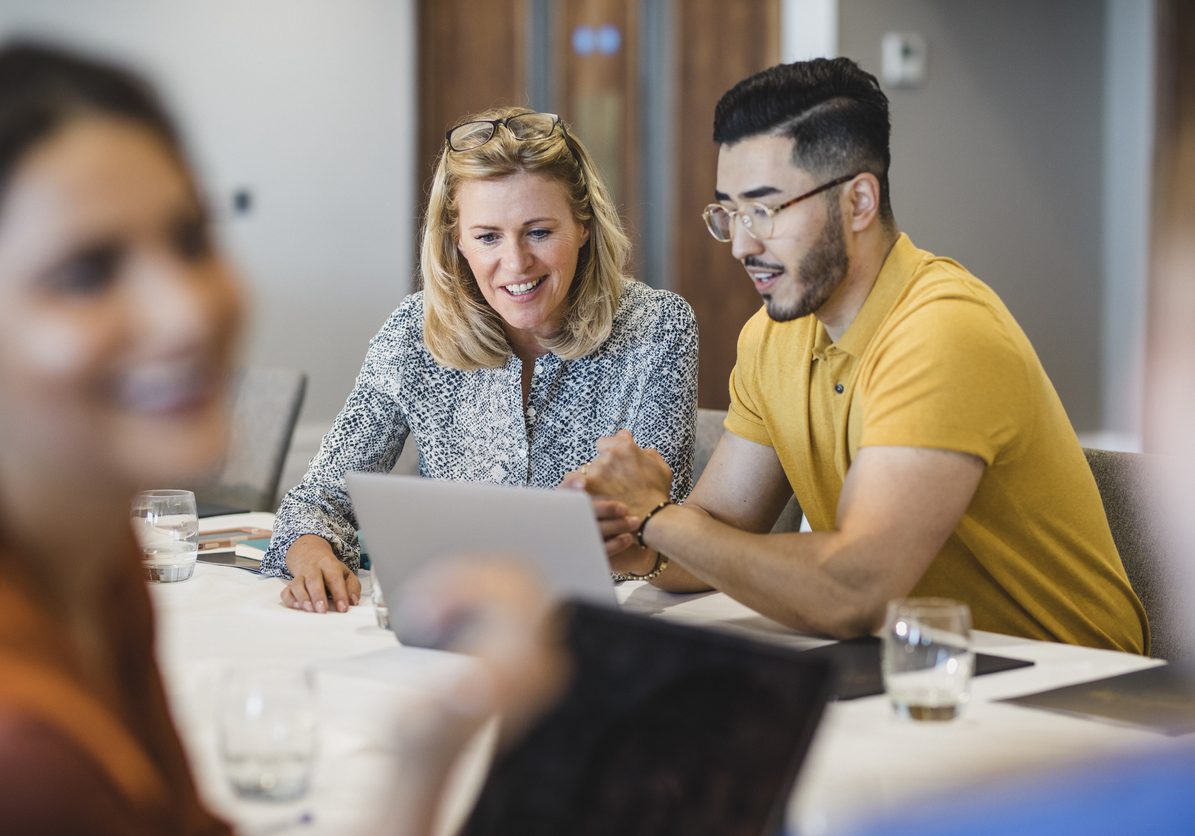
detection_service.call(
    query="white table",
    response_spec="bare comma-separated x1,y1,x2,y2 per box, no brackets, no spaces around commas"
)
154,513,1172,835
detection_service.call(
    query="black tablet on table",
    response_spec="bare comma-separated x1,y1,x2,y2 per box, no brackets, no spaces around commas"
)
461,601,834,836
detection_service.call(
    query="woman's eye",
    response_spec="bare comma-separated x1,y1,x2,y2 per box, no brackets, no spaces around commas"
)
475,232,500,245
528,228,552,241
48,244,121,296
173,218,213,261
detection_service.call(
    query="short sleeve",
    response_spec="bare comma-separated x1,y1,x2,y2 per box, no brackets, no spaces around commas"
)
856,296,1031,465
724,314,773,447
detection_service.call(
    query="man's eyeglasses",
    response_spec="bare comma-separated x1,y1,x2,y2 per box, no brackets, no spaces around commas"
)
702,173,859,242
446,112,566,152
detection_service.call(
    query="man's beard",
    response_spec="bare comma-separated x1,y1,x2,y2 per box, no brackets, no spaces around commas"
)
765,210,848,322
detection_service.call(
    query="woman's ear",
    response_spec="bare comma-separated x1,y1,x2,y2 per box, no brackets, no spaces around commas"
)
578,223,591,249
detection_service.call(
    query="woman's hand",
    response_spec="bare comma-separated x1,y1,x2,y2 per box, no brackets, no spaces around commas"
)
280,534,361,613
562,430,673,518
591,499,639,555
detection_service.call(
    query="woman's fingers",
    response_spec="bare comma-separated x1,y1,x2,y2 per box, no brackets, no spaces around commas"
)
591,499,628,520
603,532,636,556
303,571,331,613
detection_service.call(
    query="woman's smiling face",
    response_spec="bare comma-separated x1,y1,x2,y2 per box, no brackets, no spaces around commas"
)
0,115,244,491
455,170,589,354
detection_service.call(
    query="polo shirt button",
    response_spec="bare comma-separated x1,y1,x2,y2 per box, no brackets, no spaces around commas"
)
834,383,845,394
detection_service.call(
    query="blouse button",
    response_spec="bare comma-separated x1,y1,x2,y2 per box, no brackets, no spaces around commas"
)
834,383,845,394
527,406,537,419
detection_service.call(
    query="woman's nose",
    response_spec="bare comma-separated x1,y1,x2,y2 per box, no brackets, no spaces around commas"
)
501,238,535,273
129,252,218,351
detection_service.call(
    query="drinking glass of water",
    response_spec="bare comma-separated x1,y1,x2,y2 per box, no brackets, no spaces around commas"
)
217,666,318,801
131,489,199,583
882,598,974,721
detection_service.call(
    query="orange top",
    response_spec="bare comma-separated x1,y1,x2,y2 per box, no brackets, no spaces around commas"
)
0,540,230,835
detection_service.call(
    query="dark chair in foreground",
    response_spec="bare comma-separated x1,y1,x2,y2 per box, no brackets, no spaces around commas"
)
1083,447,1186,660
696,408,803,534
196,367,307,512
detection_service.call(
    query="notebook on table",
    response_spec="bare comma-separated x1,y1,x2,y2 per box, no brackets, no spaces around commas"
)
461,601,834,836
799,636,1034,700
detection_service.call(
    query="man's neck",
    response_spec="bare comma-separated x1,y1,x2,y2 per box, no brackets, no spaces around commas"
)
817,227,900,343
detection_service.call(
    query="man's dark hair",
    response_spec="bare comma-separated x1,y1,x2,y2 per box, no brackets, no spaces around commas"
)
713,57,894,223
0,39,184,203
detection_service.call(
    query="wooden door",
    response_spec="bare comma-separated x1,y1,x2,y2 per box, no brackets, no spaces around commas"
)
416,0,781,411
554,0,641,276
671,0,781,408
417,1,528,196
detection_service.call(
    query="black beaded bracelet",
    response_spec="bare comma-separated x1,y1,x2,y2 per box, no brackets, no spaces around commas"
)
635,500,675,548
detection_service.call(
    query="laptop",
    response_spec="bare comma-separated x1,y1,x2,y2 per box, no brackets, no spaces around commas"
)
461,600,834,836
345,473,617,643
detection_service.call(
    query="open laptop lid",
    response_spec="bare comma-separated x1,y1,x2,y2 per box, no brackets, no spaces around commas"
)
346,473,616,643
462,601,833,836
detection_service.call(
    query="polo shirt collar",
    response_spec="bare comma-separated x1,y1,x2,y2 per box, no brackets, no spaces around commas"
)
834,232,919,358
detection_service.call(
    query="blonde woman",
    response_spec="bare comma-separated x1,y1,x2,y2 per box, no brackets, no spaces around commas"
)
267,107,698,612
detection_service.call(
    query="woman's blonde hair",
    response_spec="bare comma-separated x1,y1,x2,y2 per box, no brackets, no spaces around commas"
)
420,105,630,369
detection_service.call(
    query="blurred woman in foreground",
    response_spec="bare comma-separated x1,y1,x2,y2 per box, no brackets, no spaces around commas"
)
0,41,242,834
0,40,564,835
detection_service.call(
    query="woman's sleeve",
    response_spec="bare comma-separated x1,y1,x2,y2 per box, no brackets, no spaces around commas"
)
260,310,413,577
629,294,699,501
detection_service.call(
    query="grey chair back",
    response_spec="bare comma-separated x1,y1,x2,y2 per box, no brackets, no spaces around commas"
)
696,408,803,533
1083,447,1185,660
197,367,307,512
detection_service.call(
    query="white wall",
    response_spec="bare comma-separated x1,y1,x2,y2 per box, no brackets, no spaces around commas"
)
1100,0,1155,449
782,0,838,61
0,0,418,441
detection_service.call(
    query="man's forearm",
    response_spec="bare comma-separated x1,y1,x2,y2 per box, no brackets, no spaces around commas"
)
640,503,883,637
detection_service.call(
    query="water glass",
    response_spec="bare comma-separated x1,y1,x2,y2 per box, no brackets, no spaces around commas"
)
882,598,974,721
217,666,318,800
131,489,199,583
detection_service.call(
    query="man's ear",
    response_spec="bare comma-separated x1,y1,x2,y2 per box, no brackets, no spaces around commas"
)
846,173,882,232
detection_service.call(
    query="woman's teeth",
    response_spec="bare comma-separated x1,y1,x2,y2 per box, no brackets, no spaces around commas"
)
505,277,545,296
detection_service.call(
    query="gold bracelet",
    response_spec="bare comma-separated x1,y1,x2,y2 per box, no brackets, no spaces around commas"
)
611,553,669,583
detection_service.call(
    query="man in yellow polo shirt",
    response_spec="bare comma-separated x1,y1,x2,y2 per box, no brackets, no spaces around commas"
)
571,58,1147,653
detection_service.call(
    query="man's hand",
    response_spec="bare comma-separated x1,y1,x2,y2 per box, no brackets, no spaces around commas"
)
562,430,673,517
280,534,362,613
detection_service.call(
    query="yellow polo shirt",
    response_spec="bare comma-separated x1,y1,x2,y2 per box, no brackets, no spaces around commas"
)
726,234,1148,653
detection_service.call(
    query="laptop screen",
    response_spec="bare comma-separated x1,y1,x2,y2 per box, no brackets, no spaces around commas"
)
461,602,832,836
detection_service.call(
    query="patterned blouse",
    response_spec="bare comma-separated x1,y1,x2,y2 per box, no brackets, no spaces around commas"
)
262,279,698,576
